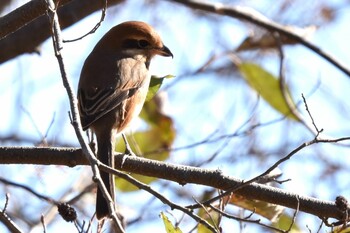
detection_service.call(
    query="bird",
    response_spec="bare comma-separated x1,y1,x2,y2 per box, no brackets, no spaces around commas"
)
77,21,173,220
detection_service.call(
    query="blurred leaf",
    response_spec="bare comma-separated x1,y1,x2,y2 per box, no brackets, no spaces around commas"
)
238,62,300,121
146,75,175,102
230,194,284,222
236,25,316,52
139,96,176,160
320,5,336,22
197,191,222,233
160,212,183,233
197,207,221,233
115,95,176,192
331,226,350,233
272,214,302,233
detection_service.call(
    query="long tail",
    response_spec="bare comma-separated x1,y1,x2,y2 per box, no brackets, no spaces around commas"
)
95,132,115,220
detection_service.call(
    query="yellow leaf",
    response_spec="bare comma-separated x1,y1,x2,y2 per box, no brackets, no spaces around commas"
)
146,75,175,102
160,212,183,233
272,214,302,232
230,194,284,222
197,191,221,233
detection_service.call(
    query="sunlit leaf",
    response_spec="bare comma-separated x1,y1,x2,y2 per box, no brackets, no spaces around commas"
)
197,190,221,233
160,212,183,233
238,62,300,121
146,75,175,102
230,194,284,222
197,207,221,233
272,214,302,232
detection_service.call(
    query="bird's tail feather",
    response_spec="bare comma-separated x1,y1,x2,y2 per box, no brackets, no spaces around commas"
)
95,134,115,220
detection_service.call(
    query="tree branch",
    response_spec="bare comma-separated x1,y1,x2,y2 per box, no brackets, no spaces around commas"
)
0,0,70,39
0,0,124,64
44,0,124,230
170,0,350,78
0,194,23,233
0,146,346,222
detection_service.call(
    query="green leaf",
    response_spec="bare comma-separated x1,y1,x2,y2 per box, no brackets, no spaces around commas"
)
160,212,183,233
272,214,302,232
146,75,175,102
197,191,221,233
238,62,300,121
197,208,220,233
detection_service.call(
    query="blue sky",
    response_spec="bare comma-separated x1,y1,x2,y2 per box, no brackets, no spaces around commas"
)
1,0,350,232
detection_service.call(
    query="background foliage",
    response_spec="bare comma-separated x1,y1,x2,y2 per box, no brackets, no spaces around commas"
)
1,0,350,232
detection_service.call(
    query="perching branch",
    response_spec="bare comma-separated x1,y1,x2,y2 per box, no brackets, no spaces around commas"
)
99,162,218,232
0,143,349,222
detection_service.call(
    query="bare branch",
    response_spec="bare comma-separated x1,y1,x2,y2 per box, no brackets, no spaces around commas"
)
287,196,300,232
40,215,47,233
302,94,323,136
273,32,317,135
209,204,285,233
170,0,350,78
0,195,23,233
63,0,108,42
0,177,57,204
0,0,70,39
0,0,124,64
0,146,348,221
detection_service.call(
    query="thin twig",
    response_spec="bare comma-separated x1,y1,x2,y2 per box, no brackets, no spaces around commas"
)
0,195,23,233
316,220,324,233
63,0,107,43
0,177,57,204
273,32,317,135
286,196,300,232
302,94,323,136
186,135,350,211
193,198,220,231
44,0,124,231
2,193,9,212
209,204,285,232
41,215,47,233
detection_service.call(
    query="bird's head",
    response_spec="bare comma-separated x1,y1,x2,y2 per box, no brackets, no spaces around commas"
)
94,21,173,60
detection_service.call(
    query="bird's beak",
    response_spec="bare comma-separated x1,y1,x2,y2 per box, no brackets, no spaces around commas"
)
157,45,173,58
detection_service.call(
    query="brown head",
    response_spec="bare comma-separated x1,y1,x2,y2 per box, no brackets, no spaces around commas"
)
93,21,173,61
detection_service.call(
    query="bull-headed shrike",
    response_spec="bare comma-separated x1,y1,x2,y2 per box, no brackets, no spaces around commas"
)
78,21,173,220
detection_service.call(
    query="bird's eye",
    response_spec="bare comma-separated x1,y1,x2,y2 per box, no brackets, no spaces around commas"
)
122,39,151,50
138,40,150,48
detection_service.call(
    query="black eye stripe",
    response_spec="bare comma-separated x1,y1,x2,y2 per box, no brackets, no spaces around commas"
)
122,39,150,49
122,39,139,49
138,40,150,48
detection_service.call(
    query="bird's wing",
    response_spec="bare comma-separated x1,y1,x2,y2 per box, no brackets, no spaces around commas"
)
78,86,138,130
